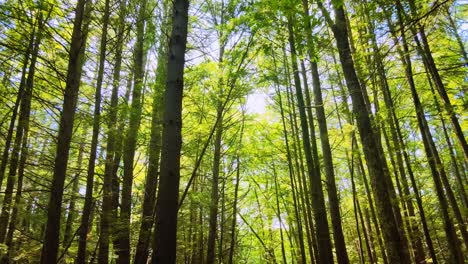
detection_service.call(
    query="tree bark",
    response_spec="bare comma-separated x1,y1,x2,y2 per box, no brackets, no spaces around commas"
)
40,0,89,262
318,2,410,263
96,1,127,263
287,15,334,264
153,0,190,262
76,0,109,262
301,3,349,261
133,4,168,262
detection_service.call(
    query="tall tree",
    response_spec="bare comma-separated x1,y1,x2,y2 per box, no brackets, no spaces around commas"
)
317,1,411,263
133,2,169,262
153,0,190,262
97,0,127,262
301,1,349,263
40,0,89,262
76,0,110,262
287,15,334,264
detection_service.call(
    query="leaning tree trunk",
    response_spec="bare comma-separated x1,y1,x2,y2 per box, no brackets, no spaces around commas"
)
40,0,89,262
317,2,410,263
0,26,34,192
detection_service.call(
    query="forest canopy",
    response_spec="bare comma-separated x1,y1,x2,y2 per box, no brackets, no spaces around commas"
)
0,0,467,263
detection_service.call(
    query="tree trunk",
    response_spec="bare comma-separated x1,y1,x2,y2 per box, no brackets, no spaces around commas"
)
116,0,147,262
63,142,84,248
206,107,223,264
95,0,127,259
318,2,410,263
153,0,190,262
393,3,464,262
76,0,109,262
287,15,334,264
301,3,349,261
40,0,89,261
133,5,168,263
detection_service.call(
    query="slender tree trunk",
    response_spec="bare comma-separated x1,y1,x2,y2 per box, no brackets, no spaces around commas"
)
96,1,127,262
76,0,109,262
444,7,468,64
206,107,223,264
0,28,34,192
133,4,169,262
350,150,365,264
287,15,334,264
300,3,349,260
272,163,288,264
40,0,89,261
228,152,241,264
153,0,190,262
116,0,147,262
63,142,85,249
318,3,410,263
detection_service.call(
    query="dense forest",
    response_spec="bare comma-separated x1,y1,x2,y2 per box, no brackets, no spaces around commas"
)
0,0,467,263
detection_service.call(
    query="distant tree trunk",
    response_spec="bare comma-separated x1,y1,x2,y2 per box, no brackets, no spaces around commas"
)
40,0,89,262
301,3,349,262
116,0,147,261
76,0,109,262
318,2,410,263
405,0,468,162
349,147,365,264
63,142,85,248
133,5,168,263
444,7,468,64
287,15,334,264
0,15,41,243
393,3,464,262
206,106,223,264
272,163,288,264
96,1,127,263
206,36,227,262
228,153,241,264
0,26,34,192
274,64,307,264
153,0,190,262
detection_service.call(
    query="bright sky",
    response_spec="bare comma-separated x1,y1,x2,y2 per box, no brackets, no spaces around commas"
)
246,91,269,115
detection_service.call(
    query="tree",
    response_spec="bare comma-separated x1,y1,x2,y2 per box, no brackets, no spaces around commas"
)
40,0,90,262
152,0,190,262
